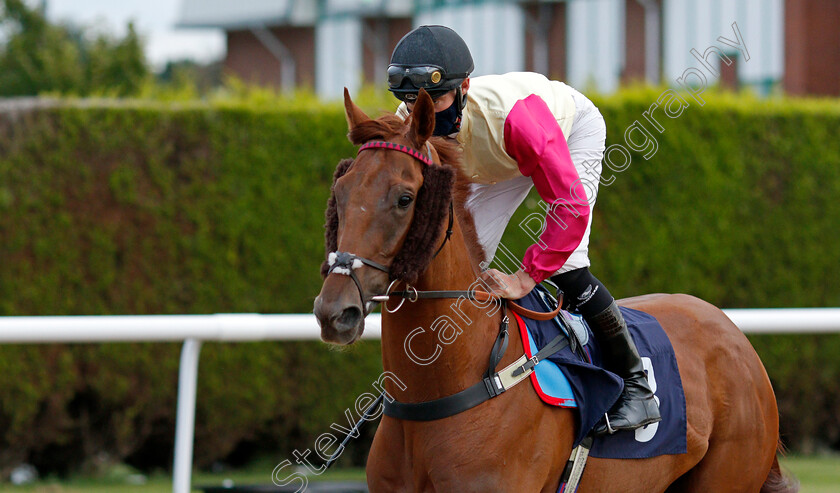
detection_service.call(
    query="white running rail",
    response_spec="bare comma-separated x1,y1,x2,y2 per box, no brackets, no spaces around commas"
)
1,309,839,493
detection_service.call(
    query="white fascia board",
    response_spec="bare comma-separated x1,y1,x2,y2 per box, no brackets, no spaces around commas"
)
176,0,317,29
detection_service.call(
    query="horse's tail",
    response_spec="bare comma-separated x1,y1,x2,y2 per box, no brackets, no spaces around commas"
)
760,441,799,493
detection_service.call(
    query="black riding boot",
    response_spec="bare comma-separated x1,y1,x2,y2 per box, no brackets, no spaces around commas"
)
589,301,661,436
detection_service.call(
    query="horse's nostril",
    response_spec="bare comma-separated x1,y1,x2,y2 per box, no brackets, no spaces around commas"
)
336,306,362,331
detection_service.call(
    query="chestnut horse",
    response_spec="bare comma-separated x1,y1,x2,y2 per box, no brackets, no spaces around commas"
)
314,89,796,492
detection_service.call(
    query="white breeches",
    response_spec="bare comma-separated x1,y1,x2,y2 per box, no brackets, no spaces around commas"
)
465,88,607,275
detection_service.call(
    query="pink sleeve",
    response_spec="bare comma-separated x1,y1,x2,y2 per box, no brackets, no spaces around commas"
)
503,94,590,283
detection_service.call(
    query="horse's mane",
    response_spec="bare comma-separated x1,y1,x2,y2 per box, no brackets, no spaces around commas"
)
450,167,485,271
323,114,485,282
348,114,405,144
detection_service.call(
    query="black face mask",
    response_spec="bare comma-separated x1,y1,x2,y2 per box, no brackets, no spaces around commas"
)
433,100,461,136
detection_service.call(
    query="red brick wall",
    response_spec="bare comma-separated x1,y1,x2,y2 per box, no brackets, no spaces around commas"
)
784,0,840,96
623,0,646,83
523,3,566,80
547,3,567,80
719,54,738,91
362,17,412,86
224,26,315,89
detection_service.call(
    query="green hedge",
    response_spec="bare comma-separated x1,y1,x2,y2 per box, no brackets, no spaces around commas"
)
1,92,839,477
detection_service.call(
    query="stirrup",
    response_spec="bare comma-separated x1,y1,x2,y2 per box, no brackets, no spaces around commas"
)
602,413,616,435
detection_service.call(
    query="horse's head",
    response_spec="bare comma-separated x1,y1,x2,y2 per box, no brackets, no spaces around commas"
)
314,89,456,344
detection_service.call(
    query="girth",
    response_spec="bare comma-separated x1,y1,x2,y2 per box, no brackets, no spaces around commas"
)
326,137,566,421
382,311,572,421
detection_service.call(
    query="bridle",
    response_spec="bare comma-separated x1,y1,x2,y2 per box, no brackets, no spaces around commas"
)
325,140,454,312
322,138,574,467
324,139,559,322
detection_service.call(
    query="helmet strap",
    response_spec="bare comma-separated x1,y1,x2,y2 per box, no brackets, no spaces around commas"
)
456,86,467,111
453,86,466,128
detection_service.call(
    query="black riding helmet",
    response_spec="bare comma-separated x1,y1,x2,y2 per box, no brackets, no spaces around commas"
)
388,25,473,109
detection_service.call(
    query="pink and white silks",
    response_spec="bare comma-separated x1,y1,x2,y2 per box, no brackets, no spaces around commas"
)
462,78,606,283
397,72,607,283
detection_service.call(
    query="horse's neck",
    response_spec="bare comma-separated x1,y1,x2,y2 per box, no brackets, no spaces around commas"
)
380,216,504,401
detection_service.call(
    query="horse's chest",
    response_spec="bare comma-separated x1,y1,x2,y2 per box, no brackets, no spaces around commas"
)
367,383,567,492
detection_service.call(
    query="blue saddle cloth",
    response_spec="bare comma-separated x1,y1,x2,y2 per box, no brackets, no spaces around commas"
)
513,286,687,460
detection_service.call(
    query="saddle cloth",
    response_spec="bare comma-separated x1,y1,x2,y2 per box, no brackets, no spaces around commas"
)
512,286,687,460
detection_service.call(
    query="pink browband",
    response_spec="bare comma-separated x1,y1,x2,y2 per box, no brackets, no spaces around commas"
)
357,141,435,166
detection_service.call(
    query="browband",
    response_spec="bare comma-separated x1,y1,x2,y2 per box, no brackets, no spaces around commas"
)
358,141,435,166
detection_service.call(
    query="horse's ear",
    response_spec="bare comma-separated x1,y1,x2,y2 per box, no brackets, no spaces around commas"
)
407,88,435,147
344,87,371,132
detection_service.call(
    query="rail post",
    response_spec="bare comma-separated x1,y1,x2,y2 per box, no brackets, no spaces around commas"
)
173,338,203,493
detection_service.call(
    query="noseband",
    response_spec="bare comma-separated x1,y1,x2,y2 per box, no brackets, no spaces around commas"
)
326,140,453,310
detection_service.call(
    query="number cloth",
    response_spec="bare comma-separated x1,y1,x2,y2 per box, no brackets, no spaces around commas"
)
513,287,688,459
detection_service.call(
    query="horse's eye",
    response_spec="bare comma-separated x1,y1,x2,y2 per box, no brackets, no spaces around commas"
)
397,194,413,209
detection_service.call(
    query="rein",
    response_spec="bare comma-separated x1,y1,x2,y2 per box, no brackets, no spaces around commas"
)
326,140,454,311
375,287,561,321
328,236,561,320
328,139,559,319
325,139,564,419
326,200,454,311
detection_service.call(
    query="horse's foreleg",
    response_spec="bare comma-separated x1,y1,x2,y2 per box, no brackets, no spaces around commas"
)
367,419,412,493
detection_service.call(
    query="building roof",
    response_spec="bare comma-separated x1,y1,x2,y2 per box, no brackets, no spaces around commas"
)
177,0,413,29
176,0,317,29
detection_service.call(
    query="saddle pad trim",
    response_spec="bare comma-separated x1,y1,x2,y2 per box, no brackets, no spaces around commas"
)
513,312,577,408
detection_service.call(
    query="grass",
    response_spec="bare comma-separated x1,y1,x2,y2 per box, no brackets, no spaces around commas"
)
0,469,367,493
0,457,366,493
0,455,835,492
780,455,840,493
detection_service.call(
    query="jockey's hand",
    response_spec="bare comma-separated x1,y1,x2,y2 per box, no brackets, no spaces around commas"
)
480,269,536,300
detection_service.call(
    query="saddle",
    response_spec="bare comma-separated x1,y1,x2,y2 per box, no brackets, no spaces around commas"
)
512,285,687,458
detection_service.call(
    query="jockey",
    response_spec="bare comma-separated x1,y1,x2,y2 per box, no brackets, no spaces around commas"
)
387,25,660,435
